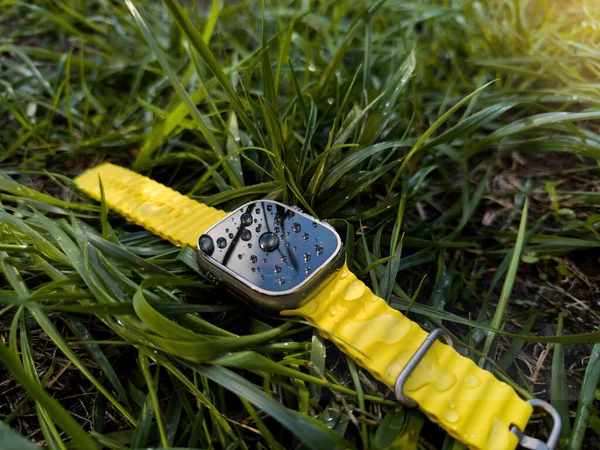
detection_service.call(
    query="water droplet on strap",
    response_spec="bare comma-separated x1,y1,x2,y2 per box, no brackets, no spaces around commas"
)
465,375,480,388
344,281,365,300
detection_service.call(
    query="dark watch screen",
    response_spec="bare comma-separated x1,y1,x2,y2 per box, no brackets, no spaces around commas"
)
198,201,340,293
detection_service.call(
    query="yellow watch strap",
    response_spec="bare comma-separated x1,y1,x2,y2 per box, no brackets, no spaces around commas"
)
75,163,227,247
282,264,532,450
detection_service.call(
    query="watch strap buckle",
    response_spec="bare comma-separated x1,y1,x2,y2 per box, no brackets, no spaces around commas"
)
394,328,454,408
510,399,561,450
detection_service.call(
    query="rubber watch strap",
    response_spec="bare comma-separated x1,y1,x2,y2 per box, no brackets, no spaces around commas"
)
282,264,532,450
75,163,227,247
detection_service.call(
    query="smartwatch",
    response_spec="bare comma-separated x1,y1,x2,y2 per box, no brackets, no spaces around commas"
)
74,163,561,450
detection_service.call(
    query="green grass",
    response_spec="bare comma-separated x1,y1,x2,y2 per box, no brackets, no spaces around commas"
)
2,0,600,448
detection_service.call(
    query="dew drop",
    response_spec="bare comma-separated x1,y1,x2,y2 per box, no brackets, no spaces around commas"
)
228,233,234,239
280,256,287,262
260,275,265,280
445,410,460,424
241,229,252,241
237,254,243,260
251,267,256,272
225,228,229,233
248,243,252,248
293,246,297,251
275,215,282,225
274,265,282,273
465,376,480,389
263,258,268,263
303,253,311,262
278,277,285,285
305,267,311,275
302,232,309,240
330,306,338,315
267,204,272,212
315,245,324,255
216,237,227,249
241,213,253,226
340,270,349,279
255,208,260,214
255,226,261,232
344,281,365,300
312,222,318,228
292,222,301,233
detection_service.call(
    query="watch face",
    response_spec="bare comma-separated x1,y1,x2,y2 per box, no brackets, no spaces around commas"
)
197,201,343,300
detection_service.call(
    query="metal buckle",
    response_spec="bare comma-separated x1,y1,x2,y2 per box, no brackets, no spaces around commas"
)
510,399,562,450
394,328,454,408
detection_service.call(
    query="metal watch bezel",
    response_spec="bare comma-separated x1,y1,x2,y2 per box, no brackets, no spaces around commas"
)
196,200,346,311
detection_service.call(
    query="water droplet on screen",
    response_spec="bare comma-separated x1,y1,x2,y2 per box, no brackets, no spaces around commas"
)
241,229,252,241
260,275,265,280
278,277,285,285
250,255,258,263
280,256,287,262
266,204,272,212
275,215,282,225
225,228,229,233
263,258,268,263
251,267,256,272
248,243,252,248
198,234,214,256
292,222,301,233
240,213,253,226
302,232,309,240
274,265,282,273
255,226,261,233
237,254,242,259
255,208,260,214
228,233,234,239
254,219,257,223
216,237,227,249
274,226,280,233
315,245,323,255
293,246,297,251
305,267,311,275
303,253,311,262
312,222,317,228
259,232,279,252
